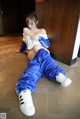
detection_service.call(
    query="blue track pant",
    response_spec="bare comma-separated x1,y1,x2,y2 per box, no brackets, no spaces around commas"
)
16,49,66,94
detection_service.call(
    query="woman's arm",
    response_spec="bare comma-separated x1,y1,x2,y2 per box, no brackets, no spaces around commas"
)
23,28,39,40
23,28,47,40
23,28,33,37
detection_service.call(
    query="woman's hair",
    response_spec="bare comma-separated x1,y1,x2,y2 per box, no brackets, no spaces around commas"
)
26,12,38,25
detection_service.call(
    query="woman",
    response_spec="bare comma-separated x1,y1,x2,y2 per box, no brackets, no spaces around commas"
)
16,13,72,116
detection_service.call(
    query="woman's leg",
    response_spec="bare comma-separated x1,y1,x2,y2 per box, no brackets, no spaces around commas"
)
44,57,66,80
39,49,72,87
16,63,42,94
15,53,43,116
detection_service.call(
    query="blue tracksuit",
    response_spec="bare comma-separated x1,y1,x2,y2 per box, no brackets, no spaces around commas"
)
19,36,50,52
16,49,66,95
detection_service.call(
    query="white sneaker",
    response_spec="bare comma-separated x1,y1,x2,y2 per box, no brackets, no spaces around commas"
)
19,90,35,116
56,73,72,87
61,78,72,87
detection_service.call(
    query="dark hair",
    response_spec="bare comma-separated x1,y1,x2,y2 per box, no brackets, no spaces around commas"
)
26,12,38,25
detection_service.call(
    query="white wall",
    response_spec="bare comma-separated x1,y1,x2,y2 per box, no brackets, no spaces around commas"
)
72,17,80,59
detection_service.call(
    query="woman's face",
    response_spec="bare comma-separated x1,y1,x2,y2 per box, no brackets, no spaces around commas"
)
27,19,37,30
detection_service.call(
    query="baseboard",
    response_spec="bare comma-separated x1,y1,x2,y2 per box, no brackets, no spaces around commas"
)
0,33,22,37
50,53,77,66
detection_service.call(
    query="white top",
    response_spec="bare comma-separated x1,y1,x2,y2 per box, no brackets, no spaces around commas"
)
23,34,48,50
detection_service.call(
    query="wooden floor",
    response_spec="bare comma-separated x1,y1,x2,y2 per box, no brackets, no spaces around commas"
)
0,36,80,119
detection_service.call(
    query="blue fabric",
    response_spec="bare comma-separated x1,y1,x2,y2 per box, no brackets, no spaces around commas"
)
19,41,26,52
16,49,66,94
39,36,50,48
19,36,50,52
